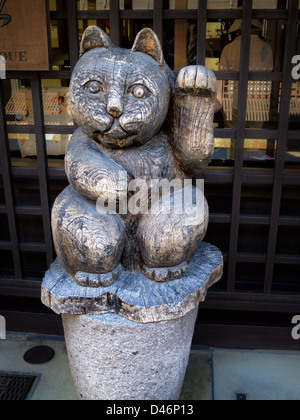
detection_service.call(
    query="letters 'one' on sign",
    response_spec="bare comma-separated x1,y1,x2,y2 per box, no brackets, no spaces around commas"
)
0,0,50,71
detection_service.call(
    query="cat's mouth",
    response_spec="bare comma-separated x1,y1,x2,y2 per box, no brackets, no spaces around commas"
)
92,119,140,148
93,127,140,148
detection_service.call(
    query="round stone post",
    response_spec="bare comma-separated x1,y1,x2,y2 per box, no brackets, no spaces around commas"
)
42,242,223,400
62,309,198,400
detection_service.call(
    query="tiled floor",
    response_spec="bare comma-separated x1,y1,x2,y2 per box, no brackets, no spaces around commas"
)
1,333,300,400
0,333,77,400
180,348,300,400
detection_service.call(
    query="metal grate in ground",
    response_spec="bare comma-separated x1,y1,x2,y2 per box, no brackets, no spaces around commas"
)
0,374,37,400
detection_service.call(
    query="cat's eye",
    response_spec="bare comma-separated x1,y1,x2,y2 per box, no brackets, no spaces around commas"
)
84,80,105,94
128,85,150,99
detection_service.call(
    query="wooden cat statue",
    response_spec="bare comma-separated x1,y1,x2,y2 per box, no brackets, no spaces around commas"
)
52,26,217,287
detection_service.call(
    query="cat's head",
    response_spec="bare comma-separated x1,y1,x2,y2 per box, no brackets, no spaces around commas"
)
70,26,174,149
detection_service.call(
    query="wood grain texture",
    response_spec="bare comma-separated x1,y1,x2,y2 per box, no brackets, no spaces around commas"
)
42,242,224,323
52,185,126,278
172,66,217,174
46,27,221,292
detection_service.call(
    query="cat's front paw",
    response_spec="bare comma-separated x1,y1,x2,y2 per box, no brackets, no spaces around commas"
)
175,65,217,97
172,66,217,173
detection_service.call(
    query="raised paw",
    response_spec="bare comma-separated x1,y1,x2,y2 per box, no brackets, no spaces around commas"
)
175,65,217,97
172,65,217,174
75,264,123,288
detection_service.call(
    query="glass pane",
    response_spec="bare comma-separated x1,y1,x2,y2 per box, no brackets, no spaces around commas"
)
206,222,231,256
216,81,239,129
204,16,283,73
9,134,38,167
13,177,41,207
245,81,278,130
285,139,300,164
287,18,300,166
22,251,47,279
169,0,239,8
0,178,5,206
49,2,70,70
272,265,300,294
3,79,37,166
78,20,110,45
286,84,300,165
240,184,273,216
207,0,238,8
51,19,70,70
168,0,197,8
120,0,153,9
5,79,34,126
253,0,278,8
243,138,277,164
280,185,300,217
41,79,72,121
212,136,277,166
276,226,300,255
0,251,14,278
119,20,153,48
217,23,276,73
49,0,57,11
0,214,10,242
78,0,110,9
238,224,269,254
235,262,265,292
211,137,236,162
17,215,45,243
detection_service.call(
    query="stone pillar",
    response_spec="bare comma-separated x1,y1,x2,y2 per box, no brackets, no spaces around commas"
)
42,242,223,400
62,309,198,401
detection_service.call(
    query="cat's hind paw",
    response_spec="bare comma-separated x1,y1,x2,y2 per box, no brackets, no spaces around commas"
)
142,262,189,283
75,264,123,288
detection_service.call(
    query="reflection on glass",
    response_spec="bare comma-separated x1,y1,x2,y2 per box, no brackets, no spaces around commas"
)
289,83,300,128
286,83,300,165
216,18,277,133
218,20,274,73
286,140,300,164
207,0,238,8
169,0,197,8
49,0,57,11
8,134,38,167
243,139,277,163
78,20,110,46
218,80,278,130
169,0,239,9
218,80,238,129
120,0,153,9
50,1,70,70
4,78,73,164
8,130,71,165
253,0,278,8
78,0,110,10
211,137,277,165
41,79,73,125
5,80,33,125
211,138,233,162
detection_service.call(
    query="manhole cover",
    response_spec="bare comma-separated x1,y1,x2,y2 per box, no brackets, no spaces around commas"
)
23,346,55,365
0,374,37,400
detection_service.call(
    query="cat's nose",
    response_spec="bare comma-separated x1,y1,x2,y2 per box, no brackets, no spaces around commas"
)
108,106,123,118
107,94,123,118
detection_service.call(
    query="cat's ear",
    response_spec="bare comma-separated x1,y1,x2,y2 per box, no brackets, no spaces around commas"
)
132,28,164,67
80,26,113,57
